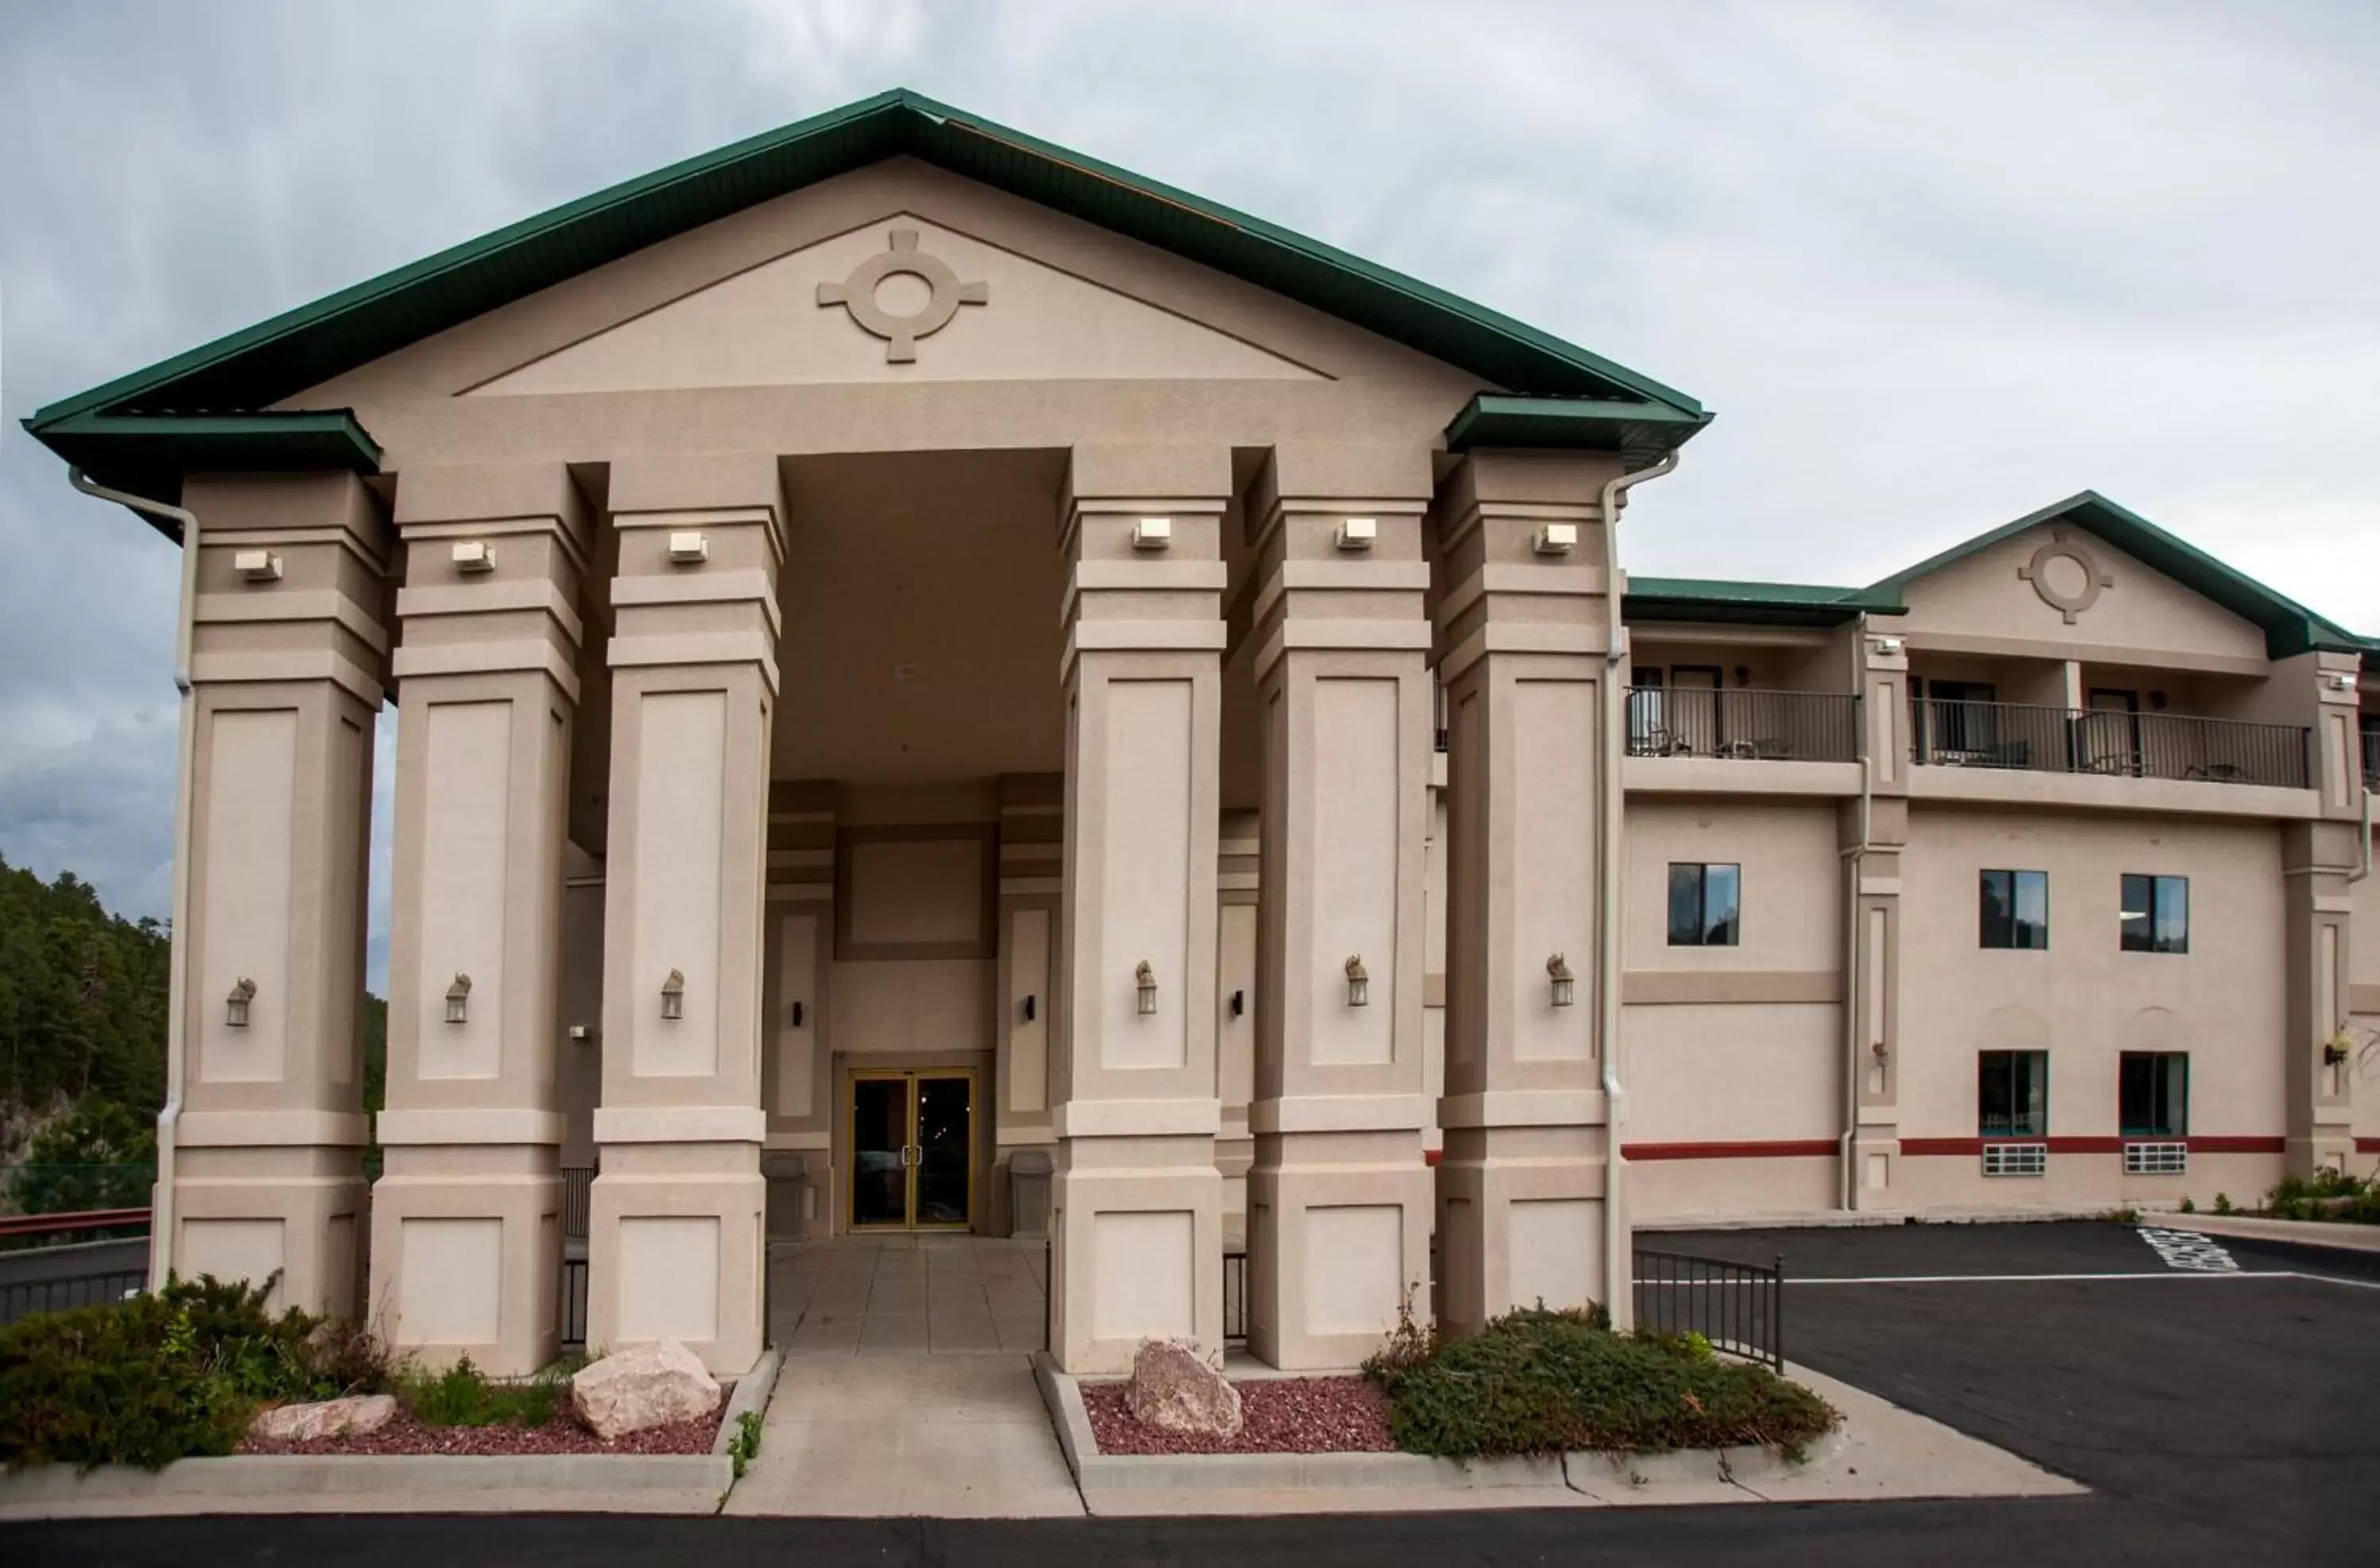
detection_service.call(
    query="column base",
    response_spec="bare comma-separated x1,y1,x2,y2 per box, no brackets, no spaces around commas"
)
171,1146,365,1319
588,1143,765,1376
1248,1130,1432,1369
367,1146,562,1375
1848,1125,1902,1210
1434,1124,1610,1339
2287,1129,2357,1179
1051,1138,1223,1375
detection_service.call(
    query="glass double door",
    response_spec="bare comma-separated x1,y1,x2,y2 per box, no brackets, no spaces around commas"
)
848,1070,976,1231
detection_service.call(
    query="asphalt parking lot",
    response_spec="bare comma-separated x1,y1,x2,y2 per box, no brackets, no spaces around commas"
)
1641,1219,2380,1556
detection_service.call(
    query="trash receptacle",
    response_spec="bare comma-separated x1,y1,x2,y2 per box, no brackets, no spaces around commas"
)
762,1152,808,1241
1008,1150,1054,1239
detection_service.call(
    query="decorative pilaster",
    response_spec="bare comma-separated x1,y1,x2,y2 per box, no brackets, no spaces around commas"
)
1048,444,1230,1375
587,453,783,1375
169,471,389,1316
371,463,589,1372
2284,649,2365,1176
1844,624,1910,1206
993,773,1063,1236
1243,444,1436,1368
1430,450,1623,1337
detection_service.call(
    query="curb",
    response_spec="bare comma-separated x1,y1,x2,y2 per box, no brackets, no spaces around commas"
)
1029,1352,1828,1500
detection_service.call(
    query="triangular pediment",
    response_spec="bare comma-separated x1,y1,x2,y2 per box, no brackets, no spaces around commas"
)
469,213,1323,395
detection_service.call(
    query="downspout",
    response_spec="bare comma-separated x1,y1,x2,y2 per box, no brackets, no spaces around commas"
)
71,470,199,1293
2350,778,2372,886
1599,450,1679,1330
1837,619,1876,1209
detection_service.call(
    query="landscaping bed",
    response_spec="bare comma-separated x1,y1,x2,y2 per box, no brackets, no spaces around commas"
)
1081,1375,1392,1455
238,1402,722,1457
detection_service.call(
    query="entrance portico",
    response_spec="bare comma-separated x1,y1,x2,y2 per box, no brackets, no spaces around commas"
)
33,90,1710,1379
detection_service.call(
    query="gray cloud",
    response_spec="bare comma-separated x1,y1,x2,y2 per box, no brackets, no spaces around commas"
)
3,0,2375,978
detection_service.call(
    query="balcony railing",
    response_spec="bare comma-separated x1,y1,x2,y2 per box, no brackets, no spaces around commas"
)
1627,688,1860,763
2363,728,2379,792
1911,699,2308,789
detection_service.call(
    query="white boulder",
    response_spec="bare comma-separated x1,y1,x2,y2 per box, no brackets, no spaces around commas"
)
249,1393,398,1443
570,1339,721,1439
1123,1336,1242,1437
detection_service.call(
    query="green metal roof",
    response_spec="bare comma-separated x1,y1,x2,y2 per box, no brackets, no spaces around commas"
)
34,412,383,527
1871,490,2364,659
25,87,1702,452
1443,394,1713,467
1624,576,1905,628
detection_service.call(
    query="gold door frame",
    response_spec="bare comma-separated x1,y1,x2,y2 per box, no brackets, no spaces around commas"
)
845,1067,978,1232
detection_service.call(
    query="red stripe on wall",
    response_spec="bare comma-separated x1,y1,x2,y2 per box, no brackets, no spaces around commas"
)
1898,1136,2286,1156
1622,1139,1839,1162
2358,1138,2380,1154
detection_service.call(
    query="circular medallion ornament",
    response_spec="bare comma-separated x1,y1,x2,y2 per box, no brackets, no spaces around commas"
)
815,229,988,363
2016,528,2113,624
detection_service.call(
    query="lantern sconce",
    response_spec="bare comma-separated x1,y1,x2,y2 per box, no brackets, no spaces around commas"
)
1021,993,1036,1024
444,973,471,1024
1229,989,1245,1020
1546,953,1576,1009
660,968,686,1021
791,1000,805,1028
225,977,256,1028
1135,960,1158,1016
1344,954,1370,1008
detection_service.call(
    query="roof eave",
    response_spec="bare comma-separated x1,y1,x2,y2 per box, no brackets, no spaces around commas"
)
1443,394,1715,466
28,410,385,541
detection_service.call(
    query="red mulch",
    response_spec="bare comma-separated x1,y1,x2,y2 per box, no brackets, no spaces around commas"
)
1081,1377,1394,1455
238,1402,724,1458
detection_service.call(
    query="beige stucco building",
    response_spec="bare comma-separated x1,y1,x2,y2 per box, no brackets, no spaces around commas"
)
28,91,2378,1380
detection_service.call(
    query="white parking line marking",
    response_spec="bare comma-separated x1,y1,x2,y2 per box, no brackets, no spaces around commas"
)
2137,1226,2240,1272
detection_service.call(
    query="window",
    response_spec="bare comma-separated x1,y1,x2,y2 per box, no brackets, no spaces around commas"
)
1667,863,1741,947
1978,1050,2048,1137
2119,1052,2189,1137
2120,874,2189,954
1979,870,2048,950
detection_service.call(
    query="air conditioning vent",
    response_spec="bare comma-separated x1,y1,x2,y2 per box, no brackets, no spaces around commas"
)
1983,1142,2048,1178
2123,1140,2188,1175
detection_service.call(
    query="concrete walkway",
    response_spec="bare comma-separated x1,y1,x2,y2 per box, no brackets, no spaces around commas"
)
768,1233,1048,1355
726,1354,1084,1517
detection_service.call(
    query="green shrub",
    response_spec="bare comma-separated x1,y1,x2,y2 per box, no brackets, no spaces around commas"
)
728,1409,763,1478
1366,1307,1837,1461
2264,1170,2380,1225
398,1355,571,1428
0,1274,392,1471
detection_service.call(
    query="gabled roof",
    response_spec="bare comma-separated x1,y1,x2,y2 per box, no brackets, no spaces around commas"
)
1872,490,2363,659
1624,576,1904,628
25,87,1703,496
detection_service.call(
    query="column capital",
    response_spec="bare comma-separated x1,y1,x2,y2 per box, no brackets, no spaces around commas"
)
184,471,393,706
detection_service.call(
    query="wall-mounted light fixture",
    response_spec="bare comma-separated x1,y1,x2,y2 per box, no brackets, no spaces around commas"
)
451,540,496,575
1733,666,1751,688
233,550,282,582
444,973,472,1024
1135,960,1158,1016
1131,517,1173,551
1021,993,1036,1024
1871,1039,1890,1063
1344,954,1370,1008
1335,517,1377,551
1871,636,1903,655
1546,953,1576,1009
2327,672,2359,694
790,1000,805,1028
2148,690,2169,710
567,1024,594,1044
660,968,686,1020
667,531,709,565
1229,989,1245,1020
225,977,256,1028
1533,522,1576,555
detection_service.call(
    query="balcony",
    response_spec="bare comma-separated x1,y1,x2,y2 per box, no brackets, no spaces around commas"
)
1627,688,1860,763
1911,699,2308,790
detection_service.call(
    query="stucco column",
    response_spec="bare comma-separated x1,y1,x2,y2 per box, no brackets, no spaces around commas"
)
1049,444,1230,1375
168,472,388,1316
370,463,589,1372
2282,649,2365,1176
1244,444,1435,1368
992,772,1063,1237
588,453,783,1375
1843,624,1910,1206
1430,450,1626,1337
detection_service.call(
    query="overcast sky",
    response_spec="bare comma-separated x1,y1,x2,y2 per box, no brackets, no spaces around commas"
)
2,0,2375,990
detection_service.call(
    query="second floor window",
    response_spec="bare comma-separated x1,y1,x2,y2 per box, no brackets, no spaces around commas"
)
1980,870,2049,949
2119,1051,2189,1137
2120,874,2189,954
1979,1049,2048,1138
1668,862,1741,947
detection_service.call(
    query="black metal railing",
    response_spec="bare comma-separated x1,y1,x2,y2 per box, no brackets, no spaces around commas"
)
561,1166,595,1240
1223,1250,1248,1347
1627,688,1860,763
1,1263,147,1327
2363,728,2379,793
1633,1247,1783,1371
1910,699,2308,789
559,1255,589,1349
